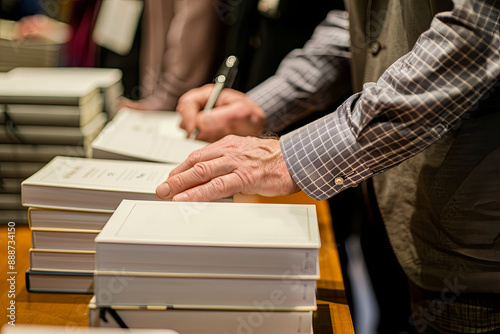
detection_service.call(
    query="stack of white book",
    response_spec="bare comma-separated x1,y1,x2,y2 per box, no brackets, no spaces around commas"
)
21,156,178,293
0,19,62,72
90,200,320,334
90,108,207,164
0,67,123,224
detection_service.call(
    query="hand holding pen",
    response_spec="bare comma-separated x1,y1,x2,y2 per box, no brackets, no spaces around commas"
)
177,56,266,143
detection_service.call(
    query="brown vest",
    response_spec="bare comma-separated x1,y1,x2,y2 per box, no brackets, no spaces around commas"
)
344,0,500,292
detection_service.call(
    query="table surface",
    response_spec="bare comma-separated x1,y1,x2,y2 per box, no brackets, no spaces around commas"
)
0,192,354,333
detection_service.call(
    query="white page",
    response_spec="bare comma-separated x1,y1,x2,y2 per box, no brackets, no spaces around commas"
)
91,108,207,163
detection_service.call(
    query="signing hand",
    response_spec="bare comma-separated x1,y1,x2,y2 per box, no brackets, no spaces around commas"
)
176,85,266,143
156,135,300,202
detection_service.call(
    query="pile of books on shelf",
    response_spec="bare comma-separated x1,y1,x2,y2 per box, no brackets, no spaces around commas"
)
0,19,62,72
89,200,320,334
21,156,177,293
0,67,122,224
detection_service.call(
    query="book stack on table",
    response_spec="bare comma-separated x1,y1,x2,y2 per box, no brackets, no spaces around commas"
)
0,67,123,224
21,156,178,293
89,200,320,334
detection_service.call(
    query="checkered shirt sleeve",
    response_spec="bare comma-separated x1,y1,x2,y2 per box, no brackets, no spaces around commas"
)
280,0,500,201
247,10,352,133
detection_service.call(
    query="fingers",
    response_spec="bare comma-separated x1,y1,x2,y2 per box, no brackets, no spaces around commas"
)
177,84,214,135
171,173,244,202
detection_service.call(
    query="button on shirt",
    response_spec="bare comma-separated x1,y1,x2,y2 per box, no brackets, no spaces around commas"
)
247,0,500,201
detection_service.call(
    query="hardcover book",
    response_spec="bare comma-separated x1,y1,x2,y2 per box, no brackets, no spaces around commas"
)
2,325,177,334
21,156,178,212
94,270,318,308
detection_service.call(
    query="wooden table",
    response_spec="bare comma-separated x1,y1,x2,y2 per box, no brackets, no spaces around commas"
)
0,192,353,333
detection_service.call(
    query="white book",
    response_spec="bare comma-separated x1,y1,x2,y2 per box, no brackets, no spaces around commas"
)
90,108,207,164
94,271,317,308
0,74,99,105
0,90,103,126
25,269,94,294
31,228,100,251
30,248,95,272
0,162,45,178
2,325,177,334
0,178,22,193
0,144,85,162
0,194,22,210
88,296,313,334
29,208,112,230
96,200,320,276
0,111,106,147
21,156,178,212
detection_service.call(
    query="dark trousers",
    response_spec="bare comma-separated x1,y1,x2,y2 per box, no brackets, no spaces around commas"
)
328,182,414,334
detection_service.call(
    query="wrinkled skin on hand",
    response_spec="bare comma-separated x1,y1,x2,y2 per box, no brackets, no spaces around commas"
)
156,135,300,202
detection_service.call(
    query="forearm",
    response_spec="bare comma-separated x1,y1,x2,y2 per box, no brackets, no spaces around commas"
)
282,0,500,200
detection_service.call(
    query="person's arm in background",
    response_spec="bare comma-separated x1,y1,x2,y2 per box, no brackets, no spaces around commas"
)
177,10,352,142
119,0,223,111
157,0,499,202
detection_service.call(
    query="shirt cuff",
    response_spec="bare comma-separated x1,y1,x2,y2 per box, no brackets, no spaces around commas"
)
280,93,373,201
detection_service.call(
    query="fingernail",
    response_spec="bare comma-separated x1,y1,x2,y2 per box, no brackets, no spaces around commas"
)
156,183,170,198
173,193,189,202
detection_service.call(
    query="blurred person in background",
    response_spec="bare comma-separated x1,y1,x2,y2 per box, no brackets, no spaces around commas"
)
13,0,223,110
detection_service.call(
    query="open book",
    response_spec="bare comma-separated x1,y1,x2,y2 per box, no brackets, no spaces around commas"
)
21,156,178,212
90,108,207,164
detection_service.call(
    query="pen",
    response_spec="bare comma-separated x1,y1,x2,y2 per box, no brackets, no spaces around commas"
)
190,55,239,139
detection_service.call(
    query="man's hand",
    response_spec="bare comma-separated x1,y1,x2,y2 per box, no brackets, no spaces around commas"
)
156,135,300,202
176,85,266,142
